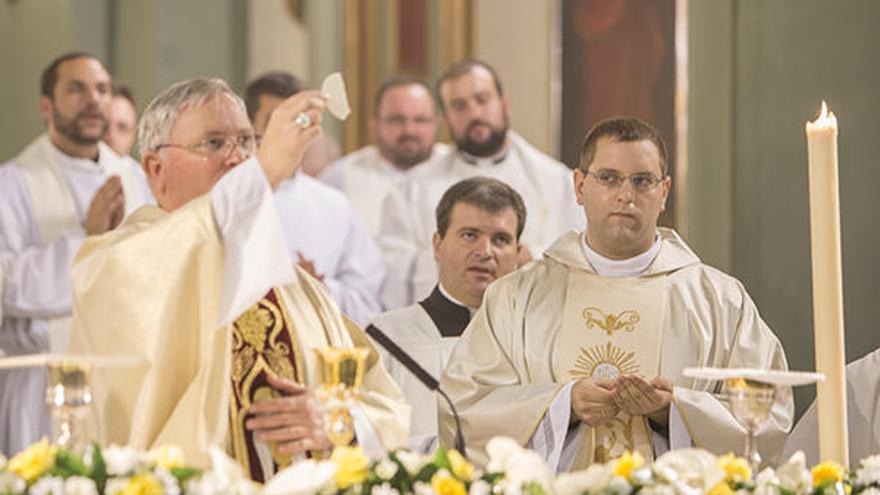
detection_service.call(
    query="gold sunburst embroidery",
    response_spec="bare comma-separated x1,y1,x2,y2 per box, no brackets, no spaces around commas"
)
569,341,640,380
582,307,640,336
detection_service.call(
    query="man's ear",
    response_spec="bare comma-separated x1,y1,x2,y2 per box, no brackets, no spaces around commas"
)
38,96,52,124
573,168,587,205
432,231,443,263
142,150,166,199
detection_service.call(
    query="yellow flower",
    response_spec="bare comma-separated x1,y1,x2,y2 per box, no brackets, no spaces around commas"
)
121,474,163,495
707,481,736,495
331,446,369,489
612,451,645,480
812,461,846,488
431,471,467,495
717,453,752,482
447,449,474,481
147,445,185,470
6,438,58,483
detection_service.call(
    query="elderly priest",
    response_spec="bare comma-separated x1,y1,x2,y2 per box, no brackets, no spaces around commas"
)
68,78,408,482
439,116,793,470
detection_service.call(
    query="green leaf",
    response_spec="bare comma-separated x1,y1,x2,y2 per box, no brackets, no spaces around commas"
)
47,449,89,478
170,467,200,482
89,443,108,494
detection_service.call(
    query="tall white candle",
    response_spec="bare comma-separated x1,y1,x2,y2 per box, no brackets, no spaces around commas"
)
805,101,848,465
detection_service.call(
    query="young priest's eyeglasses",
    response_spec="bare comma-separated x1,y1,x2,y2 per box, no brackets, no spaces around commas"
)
154,133,257,160
586,170,665,193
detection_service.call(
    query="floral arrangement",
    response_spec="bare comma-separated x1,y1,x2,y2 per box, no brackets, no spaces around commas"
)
4,437,880,495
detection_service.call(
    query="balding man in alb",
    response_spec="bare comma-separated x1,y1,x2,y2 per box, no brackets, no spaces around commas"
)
440,117,793,470
69,78,407,481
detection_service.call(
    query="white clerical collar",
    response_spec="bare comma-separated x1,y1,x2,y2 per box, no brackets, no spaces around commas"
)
582,233,662,278
438,282,477,317
457,146,509,166
50,142,103,172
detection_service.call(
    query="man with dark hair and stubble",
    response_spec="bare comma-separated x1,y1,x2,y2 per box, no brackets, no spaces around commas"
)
0,52,147,455
368,176,525,453
379,59,582,309
244,71,385,326
440,116,793,471
321,77,450,237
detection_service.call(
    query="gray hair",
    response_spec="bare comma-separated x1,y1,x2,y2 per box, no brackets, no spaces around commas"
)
137,77,246,157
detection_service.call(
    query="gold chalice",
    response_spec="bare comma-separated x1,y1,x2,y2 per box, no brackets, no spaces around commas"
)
312,346,369,447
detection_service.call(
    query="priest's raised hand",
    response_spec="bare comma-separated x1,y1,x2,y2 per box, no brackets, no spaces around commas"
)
256,90,326,189
82,175,124,235
611,374,673,429
570,377,620,426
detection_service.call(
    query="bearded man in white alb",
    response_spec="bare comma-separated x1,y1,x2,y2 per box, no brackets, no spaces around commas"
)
440,116,793,470
0,52,146,456
68,78,408,482
379,59,582,308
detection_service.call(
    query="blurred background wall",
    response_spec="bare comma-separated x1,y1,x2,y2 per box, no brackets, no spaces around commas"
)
2,0,880,418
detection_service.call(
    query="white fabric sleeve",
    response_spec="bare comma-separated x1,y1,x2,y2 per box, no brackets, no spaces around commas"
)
321,217,384,326
527,381,577,473
0,230,85,318
378,187,437,309
210,158,296,326
317,159,345,191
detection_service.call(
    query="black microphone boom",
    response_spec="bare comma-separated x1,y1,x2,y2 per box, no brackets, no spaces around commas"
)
366,324,467,458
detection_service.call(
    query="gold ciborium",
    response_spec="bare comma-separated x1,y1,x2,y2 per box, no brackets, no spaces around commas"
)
312,346,369,447
46,361,92,450
725,377,775,472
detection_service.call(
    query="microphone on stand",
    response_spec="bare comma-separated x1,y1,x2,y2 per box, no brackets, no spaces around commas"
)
365,324,468,458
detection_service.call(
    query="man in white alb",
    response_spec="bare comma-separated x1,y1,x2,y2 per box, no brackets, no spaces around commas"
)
439,116,793,470
245,71,385,325
0,52,147,456
368,176,525,452
321,77,450,238
104,81,155,204
379,59,582,308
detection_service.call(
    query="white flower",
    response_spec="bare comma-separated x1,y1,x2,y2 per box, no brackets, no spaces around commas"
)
375,458,399,481
485,437,555,495
372,482,400,495
860,488,880,495
187,447,260,495
153,468,182,495
263,459,336,495
753,467,781,495
608,475,634,495
469,479,492,495
103,445,143,476
556,463,614,495
652,449,724,495
413,481,434,495
638,484,677,495
396,451,429,477
0,472,25,495
774,451,810,493
64,476,99,495
858,455,880,485
30,476,64,495
105,477,130,495
147,445,185,470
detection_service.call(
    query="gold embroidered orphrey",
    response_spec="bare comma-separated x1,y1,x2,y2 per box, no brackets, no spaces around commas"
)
582,307,640,336
229,288,304,481
559,270,666,466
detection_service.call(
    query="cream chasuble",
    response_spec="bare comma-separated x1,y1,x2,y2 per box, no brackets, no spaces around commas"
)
68,161,408,472
439,229,793,469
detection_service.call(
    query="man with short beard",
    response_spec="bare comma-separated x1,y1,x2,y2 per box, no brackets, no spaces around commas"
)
379,59,582,308
0,52,147,455
321,78,450,237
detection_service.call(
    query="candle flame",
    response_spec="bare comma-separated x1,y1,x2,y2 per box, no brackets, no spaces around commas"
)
808,99,837,129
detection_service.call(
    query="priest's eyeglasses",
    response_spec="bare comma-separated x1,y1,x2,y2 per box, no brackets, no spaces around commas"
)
154,133,257,160
586,170,665,193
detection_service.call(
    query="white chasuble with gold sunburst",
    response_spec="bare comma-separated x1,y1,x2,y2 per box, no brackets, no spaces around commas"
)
558,270,666,463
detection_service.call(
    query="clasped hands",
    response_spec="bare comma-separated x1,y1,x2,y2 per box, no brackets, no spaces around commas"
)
245,375,332,455
570,374,673,428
